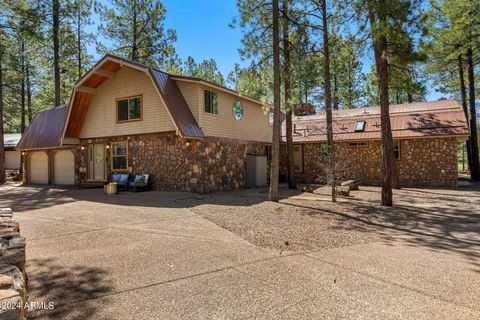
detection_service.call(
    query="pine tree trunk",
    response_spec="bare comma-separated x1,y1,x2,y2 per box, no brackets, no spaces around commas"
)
53,0,61,107
458,54,473,172
269,0,281,202
321,0,336,202
21,41,26,133
283,0,296,190
332,54,339,110
466,47,480,180
132,0,138,61
0,38,5,184
368,0,394,206
407,93,413,103
77,4,82,79
26,61,32,123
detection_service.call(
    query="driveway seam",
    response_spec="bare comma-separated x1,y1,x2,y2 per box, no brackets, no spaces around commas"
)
27,227,111,242
110,225,251,244
302,253,480,312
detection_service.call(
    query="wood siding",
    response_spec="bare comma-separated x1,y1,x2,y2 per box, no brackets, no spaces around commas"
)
79,67,176,138
201,86,272,142
176,81,272,143
176,81,200,123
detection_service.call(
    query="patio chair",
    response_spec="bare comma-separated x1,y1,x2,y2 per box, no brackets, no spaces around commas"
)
112,173,130,191
129,174,151,192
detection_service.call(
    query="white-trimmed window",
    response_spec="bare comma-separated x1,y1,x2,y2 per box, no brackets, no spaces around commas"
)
233,100,243,120
112,141,128,170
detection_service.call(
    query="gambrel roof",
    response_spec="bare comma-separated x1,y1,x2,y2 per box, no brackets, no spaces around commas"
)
16,105,70,150
63,54,205,140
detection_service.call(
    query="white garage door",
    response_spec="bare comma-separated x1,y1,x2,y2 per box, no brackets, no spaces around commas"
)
5,151,21,170
53,150,75,185
29,151,48,184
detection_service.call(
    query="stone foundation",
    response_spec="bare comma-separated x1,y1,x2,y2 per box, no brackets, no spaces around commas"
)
77,133,268,192
281,137,459,187
0,208,27,320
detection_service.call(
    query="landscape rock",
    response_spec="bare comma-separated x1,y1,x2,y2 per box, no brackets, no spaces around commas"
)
336,186,350,196
302,185,314,193
341,180,359,190
0,209,27,320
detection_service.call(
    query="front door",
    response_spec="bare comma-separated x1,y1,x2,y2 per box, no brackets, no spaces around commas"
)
88,144,106,180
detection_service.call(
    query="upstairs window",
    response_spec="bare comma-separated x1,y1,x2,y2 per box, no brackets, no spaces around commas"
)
204,90,218,114
354,120,366,132
117,96,142,122
394,141,401,160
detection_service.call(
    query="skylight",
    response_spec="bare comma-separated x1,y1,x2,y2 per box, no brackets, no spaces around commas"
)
354,120,366,132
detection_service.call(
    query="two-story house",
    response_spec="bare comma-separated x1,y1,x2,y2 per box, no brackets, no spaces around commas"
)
16,54,272,192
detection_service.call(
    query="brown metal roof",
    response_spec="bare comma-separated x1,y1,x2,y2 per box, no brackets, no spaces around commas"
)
149,68,204,138
170,74,269,107
16,105,69,150
64,54,204,139
283,100,470,143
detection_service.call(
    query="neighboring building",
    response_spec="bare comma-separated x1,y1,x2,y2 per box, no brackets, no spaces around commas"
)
281,100,470,187
16,54,272,191
4,134,22,171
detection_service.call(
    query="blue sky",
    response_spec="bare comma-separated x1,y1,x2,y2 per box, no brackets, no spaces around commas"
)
89,0,442,101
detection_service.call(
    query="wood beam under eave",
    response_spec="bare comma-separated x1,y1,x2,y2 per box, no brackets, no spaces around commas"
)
93,69,116,78
76,86,96,95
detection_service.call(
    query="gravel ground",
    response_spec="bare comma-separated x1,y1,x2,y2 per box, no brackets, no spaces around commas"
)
189,183,480,252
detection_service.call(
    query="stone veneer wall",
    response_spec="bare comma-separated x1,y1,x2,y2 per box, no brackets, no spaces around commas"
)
77,133,267,192
0,208,27,320
281,137,458,187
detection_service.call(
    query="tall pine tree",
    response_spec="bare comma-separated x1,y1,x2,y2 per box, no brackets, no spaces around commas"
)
96,0,178,68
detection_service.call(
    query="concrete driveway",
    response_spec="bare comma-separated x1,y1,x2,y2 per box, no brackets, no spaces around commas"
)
0,183,479,319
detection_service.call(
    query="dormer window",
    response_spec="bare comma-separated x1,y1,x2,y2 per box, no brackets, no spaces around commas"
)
354,120,366,132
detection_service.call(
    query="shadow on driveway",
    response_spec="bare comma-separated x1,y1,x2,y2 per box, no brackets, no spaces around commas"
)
27,258,114,320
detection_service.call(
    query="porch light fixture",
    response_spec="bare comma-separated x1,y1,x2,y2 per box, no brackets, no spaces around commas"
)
185,141,191,147
80,146,85,151
21,152,26,156
106,145,110,150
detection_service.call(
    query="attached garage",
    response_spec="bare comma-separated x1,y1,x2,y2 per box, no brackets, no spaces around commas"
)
16,105,79,185
5,150,21,170
29,151,49,184
53,149,75,185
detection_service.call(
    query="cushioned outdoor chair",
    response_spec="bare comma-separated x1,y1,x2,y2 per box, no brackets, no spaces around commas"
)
129,174,151,192
112,173,130,191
